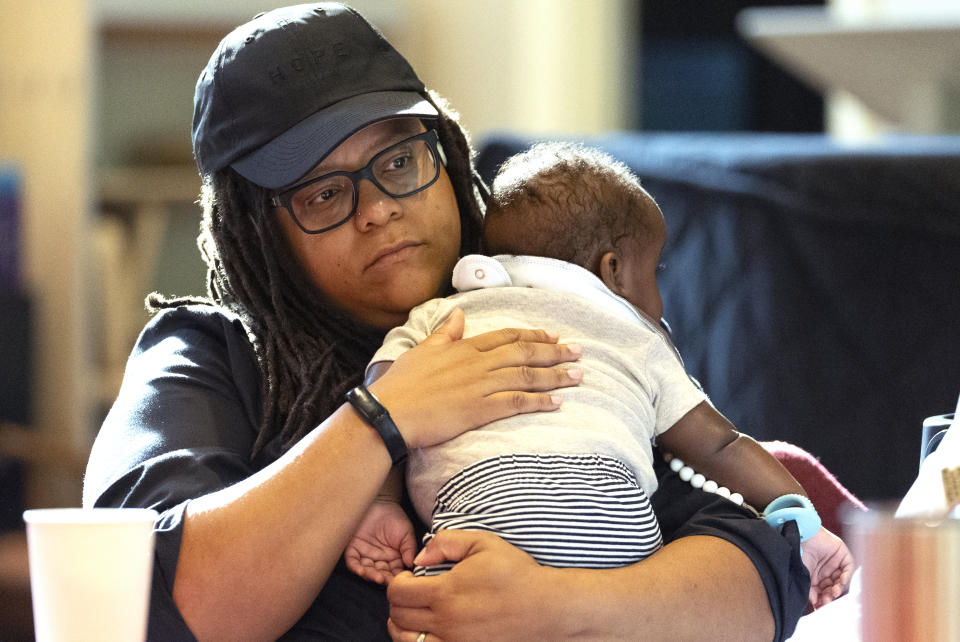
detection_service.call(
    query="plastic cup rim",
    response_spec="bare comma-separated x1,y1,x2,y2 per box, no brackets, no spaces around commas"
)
23,507,158,525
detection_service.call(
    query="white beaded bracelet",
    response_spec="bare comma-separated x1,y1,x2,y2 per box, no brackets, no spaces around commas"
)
663,452,745,506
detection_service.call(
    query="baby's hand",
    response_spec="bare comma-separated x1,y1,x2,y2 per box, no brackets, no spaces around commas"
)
344,500,416,585
801,527,855,609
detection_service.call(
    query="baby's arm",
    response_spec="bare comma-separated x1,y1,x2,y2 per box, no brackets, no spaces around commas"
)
343,463,416,585
657,401,803,508
657,401,854,605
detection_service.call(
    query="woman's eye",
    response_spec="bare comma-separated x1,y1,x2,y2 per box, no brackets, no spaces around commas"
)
377,144,415,173
306,186,340,206
387,153,411,170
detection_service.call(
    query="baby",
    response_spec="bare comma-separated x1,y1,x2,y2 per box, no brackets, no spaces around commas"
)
345,142,853,607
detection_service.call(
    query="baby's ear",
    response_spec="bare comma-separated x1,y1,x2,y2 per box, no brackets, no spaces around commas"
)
599,251,621,294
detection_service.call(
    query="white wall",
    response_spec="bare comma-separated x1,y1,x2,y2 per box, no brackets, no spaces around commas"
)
391,0,638,144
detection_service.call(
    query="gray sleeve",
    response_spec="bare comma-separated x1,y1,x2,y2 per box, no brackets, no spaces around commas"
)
368,298,447,370
645,333,708,437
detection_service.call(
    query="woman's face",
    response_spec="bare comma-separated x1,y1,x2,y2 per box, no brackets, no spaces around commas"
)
274,118,462,329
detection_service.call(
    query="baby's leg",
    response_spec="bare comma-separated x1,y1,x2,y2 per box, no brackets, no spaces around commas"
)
414,453,661,575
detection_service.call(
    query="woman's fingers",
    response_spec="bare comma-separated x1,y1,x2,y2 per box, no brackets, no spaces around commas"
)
469,390,561,423
463,325,558,352
491,363,583,392
439,322,581,368
387,531,545,640
387,571,440,609
486,338,583,369
411,529,481,567
387,617,444,642
386,574,441,639
418,313,581,372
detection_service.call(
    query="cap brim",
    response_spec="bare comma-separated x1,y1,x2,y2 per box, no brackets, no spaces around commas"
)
231,91,439,189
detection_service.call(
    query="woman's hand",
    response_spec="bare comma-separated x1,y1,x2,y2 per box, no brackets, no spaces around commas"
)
386,530,555,641
370,308,582,449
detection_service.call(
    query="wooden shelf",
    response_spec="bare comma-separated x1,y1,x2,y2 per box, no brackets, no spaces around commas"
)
0,422,87,475
99,165,201,205
95,165,203,405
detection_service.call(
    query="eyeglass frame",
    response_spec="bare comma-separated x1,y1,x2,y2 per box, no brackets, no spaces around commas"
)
268,129,446,235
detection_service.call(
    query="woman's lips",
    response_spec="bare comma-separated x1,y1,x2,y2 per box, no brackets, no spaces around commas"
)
366,240,421,270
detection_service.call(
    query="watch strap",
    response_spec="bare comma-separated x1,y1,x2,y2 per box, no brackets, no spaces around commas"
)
345,385,407,465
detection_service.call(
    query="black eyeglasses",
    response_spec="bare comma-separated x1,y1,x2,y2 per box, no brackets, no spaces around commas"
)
269,129,445,234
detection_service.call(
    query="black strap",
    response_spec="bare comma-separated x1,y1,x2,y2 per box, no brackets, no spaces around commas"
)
345,385,408,465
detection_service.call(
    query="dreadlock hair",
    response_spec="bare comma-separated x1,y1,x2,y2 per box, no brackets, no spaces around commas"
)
483,141,661,277
148,90,485,459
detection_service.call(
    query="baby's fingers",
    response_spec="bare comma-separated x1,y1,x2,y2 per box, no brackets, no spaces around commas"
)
356,558,404,586
400,532,417,568
344,551,363,576
345,551,383,584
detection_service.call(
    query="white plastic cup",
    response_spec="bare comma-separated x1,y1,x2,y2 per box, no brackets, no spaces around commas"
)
23,508,158,642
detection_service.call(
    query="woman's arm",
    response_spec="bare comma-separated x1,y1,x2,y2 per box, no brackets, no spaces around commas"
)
387,530,774,641
173,403,394,640
172,310,582,640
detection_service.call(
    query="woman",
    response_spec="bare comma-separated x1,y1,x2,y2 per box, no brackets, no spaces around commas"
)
84,4,808,640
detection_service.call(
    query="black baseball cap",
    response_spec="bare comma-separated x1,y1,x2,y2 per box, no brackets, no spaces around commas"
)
192,3,438,189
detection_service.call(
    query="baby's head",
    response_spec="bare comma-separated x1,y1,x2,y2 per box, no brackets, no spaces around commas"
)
484,142,666,320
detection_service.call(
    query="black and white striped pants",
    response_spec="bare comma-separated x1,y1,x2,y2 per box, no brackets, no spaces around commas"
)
414,453,662,576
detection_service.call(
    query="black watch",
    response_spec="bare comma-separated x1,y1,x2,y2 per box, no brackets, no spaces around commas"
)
345,385,408,465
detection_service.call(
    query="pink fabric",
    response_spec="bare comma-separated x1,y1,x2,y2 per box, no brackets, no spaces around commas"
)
761,440,867,539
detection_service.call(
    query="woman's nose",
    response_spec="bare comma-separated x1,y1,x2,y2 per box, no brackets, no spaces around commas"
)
353,179,401,230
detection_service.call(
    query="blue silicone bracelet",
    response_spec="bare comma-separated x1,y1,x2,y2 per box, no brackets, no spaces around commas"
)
763,494,821,542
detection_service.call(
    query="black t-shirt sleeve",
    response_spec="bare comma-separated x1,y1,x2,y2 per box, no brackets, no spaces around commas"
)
84,306,392,641
83,306,264,640
85,306,263,504
651,452,810,642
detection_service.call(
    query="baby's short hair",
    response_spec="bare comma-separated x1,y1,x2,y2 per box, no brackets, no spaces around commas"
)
484,142,660,273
